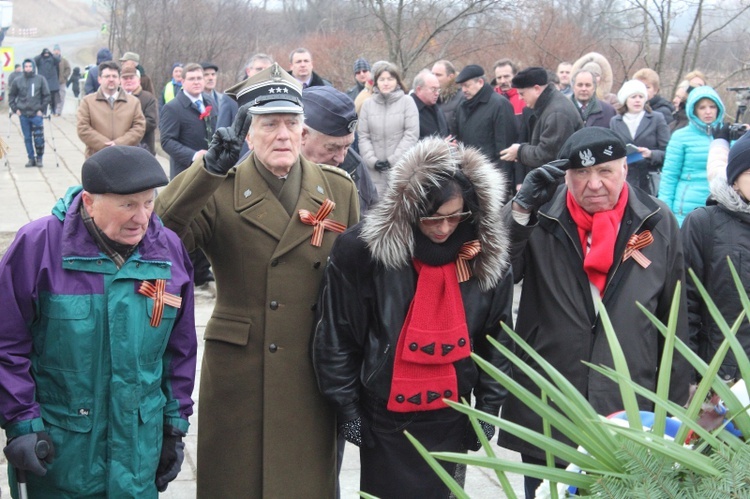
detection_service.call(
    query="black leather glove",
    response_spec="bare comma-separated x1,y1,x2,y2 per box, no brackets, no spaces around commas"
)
155,425,186,492
711,122,731,141
3,431,55,477
464,420,495,452
513,159,568,212
338,417,362,447
204,102,253,175
374,160,391,172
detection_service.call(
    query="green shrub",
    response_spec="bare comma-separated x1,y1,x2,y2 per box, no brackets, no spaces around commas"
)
407,259,750,498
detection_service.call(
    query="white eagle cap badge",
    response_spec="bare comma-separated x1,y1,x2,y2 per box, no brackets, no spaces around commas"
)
579,149,595,167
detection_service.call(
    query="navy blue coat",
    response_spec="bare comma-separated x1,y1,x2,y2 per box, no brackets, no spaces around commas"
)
159,90,218,178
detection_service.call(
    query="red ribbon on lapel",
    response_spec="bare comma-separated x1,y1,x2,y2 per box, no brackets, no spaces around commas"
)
622,230,653,268
456,240,481,283
298,199,347,247
138,280,182,327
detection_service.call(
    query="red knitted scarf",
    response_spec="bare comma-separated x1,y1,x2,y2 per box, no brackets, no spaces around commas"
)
566,183,629,297
387,259,471,412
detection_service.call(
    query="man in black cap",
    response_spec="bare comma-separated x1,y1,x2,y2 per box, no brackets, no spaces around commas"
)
500,66,582,191
497,127,691,498
454,63,517,198
0,146,197,497
302,85,378,215
155,62,359,498
346,57,371,102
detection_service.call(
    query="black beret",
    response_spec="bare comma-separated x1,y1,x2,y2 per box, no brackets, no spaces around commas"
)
511,67,548,89
557,127,627,169
201,61,219,72
302,86,358,137
224,63,303,115
454,64,484,84
82,146,168,194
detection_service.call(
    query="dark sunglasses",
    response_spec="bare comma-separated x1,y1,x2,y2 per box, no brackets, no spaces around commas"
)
418,211,472,226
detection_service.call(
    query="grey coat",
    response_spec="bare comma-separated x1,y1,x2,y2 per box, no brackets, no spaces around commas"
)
358,88,420,195
610,111,670,193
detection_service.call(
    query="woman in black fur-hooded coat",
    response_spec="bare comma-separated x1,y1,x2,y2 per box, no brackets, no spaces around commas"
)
313,137,514,498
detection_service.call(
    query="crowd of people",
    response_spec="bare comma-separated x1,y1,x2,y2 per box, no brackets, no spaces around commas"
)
1,43,750,499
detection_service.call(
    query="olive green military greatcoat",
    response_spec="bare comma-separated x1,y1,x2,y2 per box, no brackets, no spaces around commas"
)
155,153,359,498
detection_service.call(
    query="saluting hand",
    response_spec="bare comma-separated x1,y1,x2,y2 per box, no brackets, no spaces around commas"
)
203,102,253,175
513,159,568,214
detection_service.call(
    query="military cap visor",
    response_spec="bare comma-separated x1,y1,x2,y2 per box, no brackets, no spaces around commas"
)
225,63,304,115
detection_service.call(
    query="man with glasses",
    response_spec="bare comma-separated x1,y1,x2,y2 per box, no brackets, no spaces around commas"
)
411,69,450,140
346,57,371,102
77,61,146,158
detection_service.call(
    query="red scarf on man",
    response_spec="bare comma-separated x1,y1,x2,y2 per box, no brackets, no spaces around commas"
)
388,259,471,412
565,183,629,297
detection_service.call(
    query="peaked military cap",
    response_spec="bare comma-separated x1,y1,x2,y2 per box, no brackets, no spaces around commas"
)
224,62,303,115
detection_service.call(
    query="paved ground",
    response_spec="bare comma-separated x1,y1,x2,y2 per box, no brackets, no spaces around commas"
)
0,94,526,498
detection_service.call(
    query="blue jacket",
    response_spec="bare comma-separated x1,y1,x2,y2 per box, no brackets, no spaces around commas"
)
0,187,196,497
658,86,725,225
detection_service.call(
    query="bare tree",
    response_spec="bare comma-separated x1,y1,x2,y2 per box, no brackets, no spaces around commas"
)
355,0,510,79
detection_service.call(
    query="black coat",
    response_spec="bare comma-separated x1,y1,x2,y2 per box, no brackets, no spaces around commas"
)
610,111,670,193
436,86,464,136
649,94,675,125
499,185,692,462
33,52,60,92
411,93,449,139
682,187,750,381
159,91,218,178
517,85,582,171
574,97,617,128
455,82,517,172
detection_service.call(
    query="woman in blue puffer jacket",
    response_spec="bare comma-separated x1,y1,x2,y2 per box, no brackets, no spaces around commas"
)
658,85,725,225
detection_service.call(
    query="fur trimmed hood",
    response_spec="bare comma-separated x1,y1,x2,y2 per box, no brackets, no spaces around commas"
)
360,137,509,291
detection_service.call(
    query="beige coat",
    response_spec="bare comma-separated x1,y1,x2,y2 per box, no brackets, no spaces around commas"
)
76,87,146,157
155,154,360,498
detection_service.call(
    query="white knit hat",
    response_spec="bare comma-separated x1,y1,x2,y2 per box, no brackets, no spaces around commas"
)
617,79,648,106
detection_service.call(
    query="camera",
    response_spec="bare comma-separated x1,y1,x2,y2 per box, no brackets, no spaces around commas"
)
729,123,748,141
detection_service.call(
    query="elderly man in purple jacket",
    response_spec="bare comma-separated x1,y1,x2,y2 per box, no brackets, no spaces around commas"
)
0,146,197,498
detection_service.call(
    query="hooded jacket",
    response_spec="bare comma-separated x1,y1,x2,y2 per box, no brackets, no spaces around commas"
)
9,59,50,116
682,179,750,381
0,187,196,497
33,48,60,92
84,48,113,95
658,86,726,225
313,137,514,423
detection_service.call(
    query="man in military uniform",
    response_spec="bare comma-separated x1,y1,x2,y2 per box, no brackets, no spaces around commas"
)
155,63,360,498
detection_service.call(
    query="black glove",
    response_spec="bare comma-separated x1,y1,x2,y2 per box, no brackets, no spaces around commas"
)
3,431,56,477
711,122,731,141
464,420,495,452
374,160,391,172
155,425,186,492
513,159,568,212
338,417,362,447
203,102,253,175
